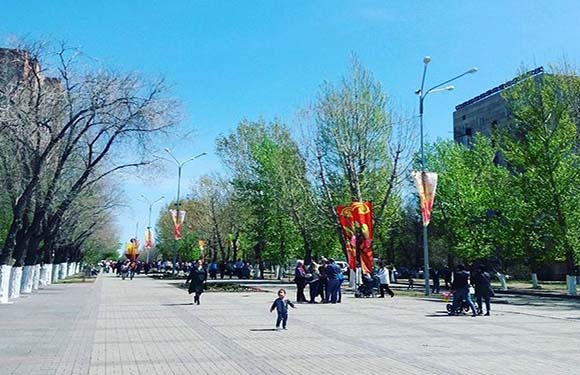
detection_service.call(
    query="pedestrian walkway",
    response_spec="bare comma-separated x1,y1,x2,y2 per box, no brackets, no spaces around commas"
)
1,273,580,374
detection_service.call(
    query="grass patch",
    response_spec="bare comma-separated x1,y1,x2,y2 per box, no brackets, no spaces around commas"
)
56,275,96,284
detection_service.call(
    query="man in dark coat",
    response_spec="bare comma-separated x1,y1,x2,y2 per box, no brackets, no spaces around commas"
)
187,259,207,305
294,260,307,302
430,268,440,294
449,264,477,317
471,266,494,316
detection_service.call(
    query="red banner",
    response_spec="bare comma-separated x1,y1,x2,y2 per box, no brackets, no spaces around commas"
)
413,171,438,226
337,205,356,270
337,202,374,274
144,229,153,249
169,209,186,240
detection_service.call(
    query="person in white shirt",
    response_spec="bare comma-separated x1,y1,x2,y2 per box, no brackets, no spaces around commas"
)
377,261,394,298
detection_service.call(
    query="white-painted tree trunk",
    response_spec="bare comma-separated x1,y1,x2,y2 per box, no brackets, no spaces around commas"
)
58,262,67,279
531,273,539,289
20,265,34,294
349,269,356,289
52,264,60,283
275,265,281,280
46,264,53,285
566,275,577,296
75,263,81,274
0,265,13,304
39,265,48,287
9,266,23,299
32,264,41,290
496,272,508,291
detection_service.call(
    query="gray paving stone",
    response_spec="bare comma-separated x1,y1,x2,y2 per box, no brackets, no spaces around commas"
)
1,273,580,374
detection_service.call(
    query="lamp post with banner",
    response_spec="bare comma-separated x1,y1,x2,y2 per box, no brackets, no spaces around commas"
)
415,56,477,296
140,195,164,263
159,149,206,275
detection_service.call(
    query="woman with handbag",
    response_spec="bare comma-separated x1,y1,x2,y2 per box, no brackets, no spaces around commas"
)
187,259,207,305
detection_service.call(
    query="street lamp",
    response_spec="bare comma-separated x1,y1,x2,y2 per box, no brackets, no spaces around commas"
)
416,56,477,296
160,149,207,275
140,194,164,263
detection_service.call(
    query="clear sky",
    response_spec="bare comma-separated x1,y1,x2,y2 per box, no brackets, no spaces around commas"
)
2,1,579,253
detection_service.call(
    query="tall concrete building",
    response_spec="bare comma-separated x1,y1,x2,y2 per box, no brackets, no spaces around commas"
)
453,67,544,146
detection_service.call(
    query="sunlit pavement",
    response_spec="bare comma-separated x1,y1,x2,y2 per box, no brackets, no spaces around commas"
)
1,273,580,374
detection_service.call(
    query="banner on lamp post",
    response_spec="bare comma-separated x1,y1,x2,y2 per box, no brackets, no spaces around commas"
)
169,209,186,240
144,229,153,249
336,201,374,274
413,171,438,227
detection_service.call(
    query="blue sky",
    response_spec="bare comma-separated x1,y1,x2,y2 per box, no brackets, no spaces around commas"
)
2,1,580,253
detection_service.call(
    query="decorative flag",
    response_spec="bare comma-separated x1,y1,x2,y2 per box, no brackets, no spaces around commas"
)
198,240,206,259
337,205,356,270
413,171,438,227
169,209,186,240
144,229,153,249
125,239,139,261
337,201,374,274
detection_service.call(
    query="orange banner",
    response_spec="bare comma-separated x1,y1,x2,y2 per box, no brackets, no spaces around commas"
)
169,209,186,240
413,171,438,227
337,202,374,274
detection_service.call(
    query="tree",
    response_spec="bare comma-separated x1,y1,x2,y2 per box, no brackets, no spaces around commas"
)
310,58,412,261
0,42,179,270
497,70,580,278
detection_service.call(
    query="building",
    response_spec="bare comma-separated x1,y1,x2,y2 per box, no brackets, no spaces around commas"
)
453,67,544,146
0,48,41,85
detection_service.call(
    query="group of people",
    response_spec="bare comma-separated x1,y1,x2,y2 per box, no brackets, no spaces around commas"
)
101,259,142,280
207,259,257,280
293,258,346,304
448,264,495,316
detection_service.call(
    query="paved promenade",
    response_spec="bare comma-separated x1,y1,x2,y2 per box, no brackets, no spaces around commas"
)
1,274,580,374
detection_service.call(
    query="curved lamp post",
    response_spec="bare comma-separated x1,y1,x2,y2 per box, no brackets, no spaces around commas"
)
416,56,477,296
160,149,207,275
140,195,164,263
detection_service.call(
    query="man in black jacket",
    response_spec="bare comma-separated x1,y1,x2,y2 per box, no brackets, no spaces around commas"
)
449,264,477,317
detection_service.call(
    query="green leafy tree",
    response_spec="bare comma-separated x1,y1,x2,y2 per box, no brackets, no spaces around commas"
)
497,70,580,276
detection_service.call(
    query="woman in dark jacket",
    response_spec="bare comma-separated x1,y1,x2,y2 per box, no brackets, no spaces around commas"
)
471,267,494,316
187,259,207,305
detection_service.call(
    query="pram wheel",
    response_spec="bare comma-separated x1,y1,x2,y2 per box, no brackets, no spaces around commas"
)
446,303,452,312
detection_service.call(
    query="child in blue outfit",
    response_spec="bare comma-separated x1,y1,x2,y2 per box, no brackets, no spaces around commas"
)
270,289,296,330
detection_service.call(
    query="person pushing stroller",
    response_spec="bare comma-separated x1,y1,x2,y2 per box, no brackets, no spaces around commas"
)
448,264,478,317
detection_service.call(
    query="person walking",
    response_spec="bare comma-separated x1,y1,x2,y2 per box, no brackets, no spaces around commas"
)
208,261,218,280
318,258,328,303
187,259,207,305
307,261,320,303
121,261,129,280
270,289,296,330
128,261,137,280
325,259,341,304
430,268,440,294
294,260,307,303
471,266,494,316
449,264,478,317
377,261,395,298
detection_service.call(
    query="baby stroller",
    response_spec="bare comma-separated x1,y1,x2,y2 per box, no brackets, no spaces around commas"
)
355,274,380,298
443,289,474,315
